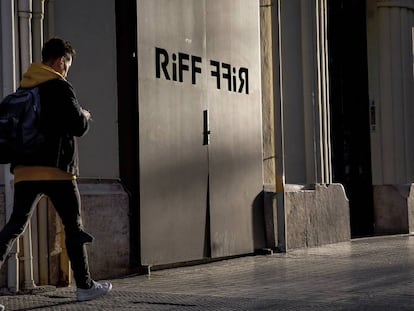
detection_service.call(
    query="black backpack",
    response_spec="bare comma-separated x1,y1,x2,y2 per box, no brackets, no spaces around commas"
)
0,87,45,164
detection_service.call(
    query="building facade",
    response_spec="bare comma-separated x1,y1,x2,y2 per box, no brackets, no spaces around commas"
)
0,0,412,292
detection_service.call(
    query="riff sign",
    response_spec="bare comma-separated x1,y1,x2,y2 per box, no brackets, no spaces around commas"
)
155,47,249,94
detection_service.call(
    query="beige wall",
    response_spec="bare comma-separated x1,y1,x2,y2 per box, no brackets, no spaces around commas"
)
278,0,331,185
260,0,276,189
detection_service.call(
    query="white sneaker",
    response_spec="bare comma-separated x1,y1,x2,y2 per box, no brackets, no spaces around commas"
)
0,303,4,311
76,280,112,301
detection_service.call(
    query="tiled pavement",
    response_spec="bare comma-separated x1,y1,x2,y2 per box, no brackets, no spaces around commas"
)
2,235,414,310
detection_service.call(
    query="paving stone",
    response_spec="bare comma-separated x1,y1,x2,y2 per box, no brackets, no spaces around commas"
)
1,235,414,310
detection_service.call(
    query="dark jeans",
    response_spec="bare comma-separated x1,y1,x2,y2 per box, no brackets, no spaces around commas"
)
0,180,93,289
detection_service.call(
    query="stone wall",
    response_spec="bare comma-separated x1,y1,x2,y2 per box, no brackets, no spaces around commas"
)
264,183,351,251
78,182,130,280
373,184,414,235
285,184,351,249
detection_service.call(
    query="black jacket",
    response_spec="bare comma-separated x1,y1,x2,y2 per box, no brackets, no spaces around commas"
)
12,78,89,175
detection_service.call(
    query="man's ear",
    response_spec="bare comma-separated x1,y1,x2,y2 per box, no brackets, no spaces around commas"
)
58,57,66,67
50,57,61,68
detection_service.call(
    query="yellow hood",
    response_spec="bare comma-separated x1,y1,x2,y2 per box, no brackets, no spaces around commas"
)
20,63,66,88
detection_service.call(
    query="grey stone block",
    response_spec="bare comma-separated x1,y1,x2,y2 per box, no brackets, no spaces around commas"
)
373,184,414,234
285,183,350,250
78,182,131,280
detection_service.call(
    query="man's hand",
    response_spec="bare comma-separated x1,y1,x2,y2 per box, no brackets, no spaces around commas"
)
81,108,92,121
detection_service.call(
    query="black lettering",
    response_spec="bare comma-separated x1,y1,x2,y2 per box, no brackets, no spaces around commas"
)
172,53,177,81
178,53,190,82
232,67,237,92
238,67,249,94
222,63,231,91
192,56,202,85
155,47,170,80
157,47,249,94
210,60,220,89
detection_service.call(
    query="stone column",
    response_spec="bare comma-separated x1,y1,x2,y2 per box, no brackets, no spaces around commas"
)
264,0,349,251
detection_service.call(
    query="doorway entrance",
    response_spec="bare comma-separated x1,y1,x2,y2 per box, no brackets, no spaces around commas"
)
328,0,374,237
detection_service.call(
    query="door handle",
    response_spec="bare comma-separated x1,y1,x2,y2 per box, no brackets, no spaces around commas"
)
203,109,210,145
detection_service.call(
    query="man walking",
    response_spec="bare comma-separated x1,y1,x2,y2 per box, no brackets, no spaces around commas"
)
0,38,111,310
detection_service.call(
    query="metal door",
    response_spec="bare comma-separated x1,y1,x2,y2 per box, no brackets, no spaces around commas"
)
137,0,209,265
137,0,263,265
206,1,264,257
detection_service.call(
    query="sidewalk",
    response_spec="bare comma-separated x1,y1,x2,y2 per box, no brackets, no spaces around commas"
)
2,234,414,310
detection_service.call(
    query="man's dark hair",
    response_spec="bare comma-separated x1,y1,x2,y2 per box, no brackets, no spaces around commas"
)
42,38,76,63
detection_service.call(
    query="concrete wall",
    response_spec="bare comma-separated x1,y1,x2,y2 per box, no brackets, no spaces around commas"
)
373,184,414,235
78,183,130,279
264,184,350,251
285,184,350,249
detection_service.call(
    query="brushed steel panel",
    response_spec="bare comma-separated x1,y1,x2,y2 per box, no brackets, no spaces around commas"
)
206,0,264,257
137,0,209,265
